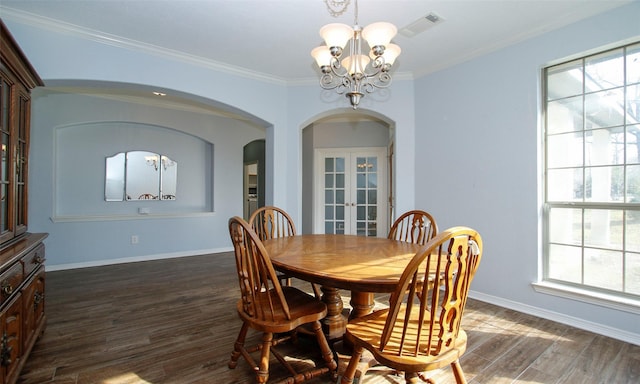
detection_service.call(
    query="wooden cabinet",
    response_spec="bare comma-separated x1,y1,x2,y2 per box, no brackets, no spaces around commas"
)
1,21,42,244
0,20,47,384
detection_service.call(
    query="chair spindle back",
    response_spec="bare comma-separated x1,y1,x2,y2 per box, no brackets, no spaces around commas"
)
388,210,438,246
381,226,482,357
228,216,291,322
249,206,296,241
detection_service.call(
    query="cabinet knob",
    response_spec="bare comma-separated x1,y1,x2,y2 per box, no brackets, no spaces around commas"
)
1,282,13,296
33,253,46,264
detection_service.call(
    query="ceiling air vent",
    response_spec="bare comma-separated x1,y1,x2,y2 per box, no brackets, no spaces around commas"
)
399,12,444,37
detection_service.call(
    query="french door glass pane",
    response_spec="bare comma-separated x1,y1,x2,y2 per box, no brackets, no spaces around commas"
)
356,156,378,237
324,156,345,234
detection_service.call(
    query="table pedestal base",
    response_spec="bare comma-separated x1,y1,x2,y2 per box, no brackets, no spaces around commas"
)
320,286,347,341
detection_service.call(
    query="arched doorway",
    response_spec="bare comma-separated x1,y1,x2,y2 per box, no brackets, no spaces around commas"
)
301,110,395,235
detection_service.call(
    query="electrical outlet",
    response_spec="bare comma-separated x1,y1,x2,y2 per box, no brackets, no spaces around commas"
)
131,235,139,244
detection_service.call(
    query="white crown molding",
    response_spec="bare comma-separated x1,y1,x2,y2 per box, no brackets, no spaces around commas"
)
0,6,288,86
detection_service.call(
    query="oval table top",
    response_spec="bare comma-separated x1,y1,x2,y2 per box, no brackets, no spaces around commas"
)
263,234,423,293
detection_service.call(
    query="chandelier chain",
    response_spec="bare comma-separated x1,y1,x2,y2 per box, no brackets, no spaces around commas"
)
324,0,351,18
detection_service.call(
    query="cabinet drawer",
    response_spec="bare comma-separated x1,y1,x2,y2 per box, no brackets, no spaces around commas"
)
21,244,45,277
0,263,23,305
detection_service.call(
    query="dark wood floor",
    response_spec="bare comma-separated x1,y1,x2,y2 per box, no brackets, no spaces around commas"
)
17,253,640,384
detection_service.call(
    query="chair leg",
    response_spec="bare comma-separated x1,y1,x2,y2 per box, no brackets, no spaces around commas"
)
229,322,249,369
256,332,273,384
340,346,364,384
311,320,338,372
451,360,468,384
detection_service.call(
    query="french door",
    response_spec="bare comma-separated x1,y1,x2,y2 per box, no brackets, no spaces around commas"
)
314,147,387,236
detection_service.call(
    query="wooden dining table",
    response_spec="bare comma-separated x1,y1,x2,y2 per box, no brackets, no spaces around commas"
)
263,234,424,341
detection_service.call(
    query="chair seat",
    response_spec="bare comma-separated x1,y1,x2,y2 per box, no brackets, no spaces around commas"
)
347,307,468,373
237,286,327,334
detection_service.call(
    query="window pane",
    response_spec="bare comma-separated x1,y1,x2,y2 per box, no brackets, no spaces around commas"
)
548,244,582,283
627,164,640,203
549,207,582,245
626,252,640,295
627,211,640,252
357,206,365,220
336,206,344,220
585,127,625,166
547,132,583,168
547,168,583,202
547,59,583,100
585,166,623,203
627,85,640,125
584,209,622,249
336,157,345,172
368,173,377,188
357,189,365,204
547,96,583,134
585,89,624,128
625,124,639,164
357,173,365,188
627,43,640,84
584,248,622,291
336,173,345,188
585,48,624,91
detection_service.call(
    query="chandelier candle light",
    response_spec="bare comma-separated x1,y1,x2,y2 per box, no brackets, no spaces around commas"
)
311,0,400,109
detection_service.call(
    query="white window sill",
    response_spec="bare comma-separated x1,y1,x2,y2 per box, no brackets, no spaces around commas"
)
532,281,640,315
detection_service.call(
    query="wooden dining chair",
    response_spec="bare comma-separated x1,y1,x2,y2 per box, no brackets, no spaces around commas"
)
340,226,483,384
227,216,337,384
249,206,321,298
388,209,438,246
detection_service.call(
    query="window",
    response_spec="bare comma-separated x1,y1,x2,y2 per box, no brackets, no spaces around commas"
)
543,41,640,304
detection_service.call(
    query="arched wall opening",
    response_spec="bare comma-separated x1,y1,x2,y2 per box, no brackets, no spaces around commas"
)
300,108,396,235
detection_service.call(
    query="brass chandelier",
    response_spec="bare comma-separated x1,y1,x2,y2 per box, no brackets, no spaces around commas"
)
311,0,401,109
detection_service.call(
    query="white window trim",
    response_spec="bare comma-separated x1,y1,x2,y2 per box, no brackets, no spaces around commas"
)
532,281,640,315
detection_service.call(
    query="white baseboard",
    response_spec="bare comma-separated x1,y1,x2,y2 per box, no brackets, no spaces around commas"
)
45,247,233,271
469,291,640,346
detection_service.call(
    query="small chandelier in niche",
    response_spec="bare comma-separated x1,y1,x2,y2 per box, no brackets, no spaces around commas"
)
311,0,401,109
